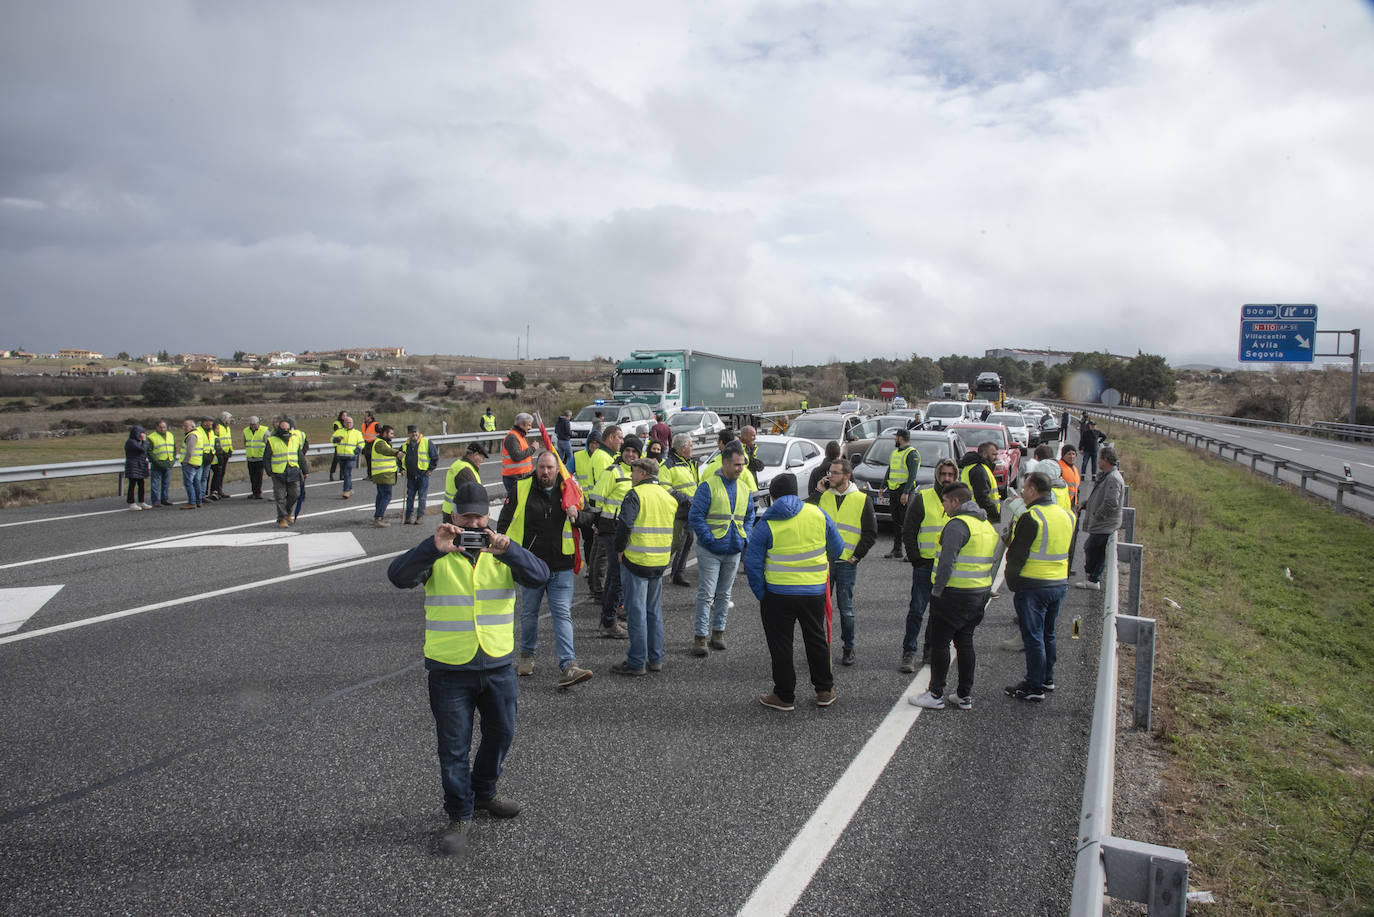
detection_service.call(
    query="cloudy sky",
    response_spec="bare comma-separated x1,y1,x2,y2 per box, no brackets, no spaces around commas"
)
2,0,1371,368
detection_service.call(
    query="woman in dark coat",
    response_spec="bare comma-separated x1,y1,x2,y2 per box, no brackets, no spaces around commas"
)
125,425,151,510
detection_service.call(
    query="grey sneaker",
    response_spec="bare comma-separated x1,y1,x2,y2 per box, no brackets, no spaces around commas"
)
558,664,593,688
692,635,709,657
599,622,628,639
473,795,521,818
709,630,726,651
952,695,973,710
841,648,856,666
516,655,535,677
899,653,917,674
372,518,390,528
909,691,945,709
610,661,646,676
646,661,663,673
438,819,470,857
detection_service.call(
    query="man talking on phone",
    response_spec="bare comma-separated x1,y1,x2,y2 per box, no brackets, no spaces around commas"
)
387,480,551,859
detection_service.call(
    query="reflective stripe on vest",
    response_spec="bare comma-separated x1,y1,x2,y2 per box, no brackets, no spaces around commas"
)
442,458,481,515
361,420,378,443
1059,460,1080,507
1020,503,1074,583
659,455,700,499
701,455,757,496
763,503,829,588
481,414,496,432
960,462,1001,513
624,482,677,568
502,429,532,477
915,487,949,560
423,553,516,664
147,430,176,462
266,433,300,474
573,449,596,491
215,423,233,452
370,443,397,477
183,430,204,467
332,428,364,457
704,474,749,540
818,488,868,560
242,426,267,460
888,445,915,489
506,476,574,556
944,513,998,589
200,428,215,456
411,436,432,472
594,461,633,519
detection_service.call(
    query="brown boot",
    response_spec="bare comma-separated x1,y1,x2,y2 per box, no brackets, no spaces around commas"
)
709,630,726,651
692,635,709,657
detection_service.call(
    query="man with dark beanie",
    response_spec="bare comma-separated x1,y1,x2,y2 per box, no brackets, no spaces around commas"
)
745,473,845,712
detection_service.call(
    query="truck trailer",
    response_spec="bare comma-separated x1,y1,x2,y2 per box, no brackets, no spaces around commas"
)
612,349,763,426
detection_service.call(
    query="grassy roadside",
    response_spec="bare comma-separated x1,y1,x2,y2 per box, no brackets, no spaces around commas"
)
1114,428,1374,914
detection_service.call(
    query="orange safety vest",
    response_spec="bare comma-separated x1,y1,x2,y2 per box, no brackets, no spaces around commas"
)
1058,459,1081,509
361,420,378,443
502,427,533,478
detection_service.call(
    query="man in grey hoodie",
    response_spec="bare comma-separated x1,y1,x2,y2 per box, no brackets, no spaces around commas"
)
1077,446,1124,590
909,483,1000,711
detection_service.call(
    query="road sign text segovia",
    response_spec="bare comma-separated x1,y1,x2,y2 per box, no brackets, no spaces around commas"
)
1239,304,1317,363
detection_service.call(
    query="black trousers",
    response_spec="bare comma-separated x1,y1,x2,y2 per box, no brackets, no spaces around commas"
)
926,590,988,698
760,591,833,703
888,489,906,549
210,454,228,495
247,460,264,497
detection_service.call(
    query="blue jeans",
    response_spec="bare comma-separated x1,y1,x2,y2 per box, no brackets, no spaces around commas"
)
831,559,859,651
556,439,572,466
693,547,741,637
294,478,306,518
181,463,204,506
198,463,212,495
405,473,431,520
519,569,577,670
337,457,355,494
428,666,518,820
374,482,393,519
149,466,171,504
621,569,665,670
904,563,934,654
1014,584,1068,691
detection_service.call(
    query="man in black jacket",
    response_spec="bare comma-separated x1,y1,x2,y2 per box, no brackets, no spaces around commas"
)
958,441,1002,524
498,451,595,688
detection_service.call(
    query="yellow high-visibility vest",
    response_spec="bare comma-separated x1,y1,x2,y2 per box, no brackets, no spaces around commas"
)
266,432,299,475
423,553,516,665
242,425,267,460
370,442,397,478
1019,503,1074,583
505,476,574,556
147,430,176,463
763,503,829,588
624,482,676,568
592,460,633,520
214,423,233,452
443,458,481,515
332,428,364,457
943,512,998,590
960,461,1002,513
818,489,868,561
702,473,750,540
182,429,204,467
915,487,948,560
887,445,916,489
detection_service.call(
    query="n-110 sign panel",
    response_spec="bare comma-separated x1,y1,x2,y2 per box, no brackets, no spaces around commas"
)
1238,304,1317,363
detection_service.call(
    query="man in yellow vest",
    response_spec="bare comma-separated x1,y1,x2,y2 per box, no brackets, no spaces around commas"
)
610,458,679,675
958,440,1002,524
811,458,877,667
369,424,400,527
1003,471,1075,702
481,407,498,452
898,458,960,673
197,416,216,501
688,443,755,656
146,419,177,507
178,417,205,509
745,474,845,711
659,432,700,587
441,442,489,524
330,413,365,499
386,480,551,858
209,410,234,500
261,417,304,527
242,415,268,500
909,482,998,711
401,424,441,525
882,428,920,558
498,451,595,688
591,429,637,638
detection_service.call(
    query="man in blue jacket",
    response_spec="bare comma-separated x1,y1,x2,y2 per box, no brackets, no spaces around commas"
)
746,474,845,711
688,444,755,657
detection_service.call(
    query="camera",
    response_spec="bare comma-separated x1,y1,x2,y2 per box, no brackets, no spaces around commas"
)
458,530,492,550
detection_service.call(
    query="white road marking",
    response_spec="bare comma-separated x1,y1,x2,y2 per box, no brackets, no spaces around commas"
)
0,585,65,635
130,531,367,571
1272,444,1302,452
0,551,404,647
737,665,936,917
0,507,135,529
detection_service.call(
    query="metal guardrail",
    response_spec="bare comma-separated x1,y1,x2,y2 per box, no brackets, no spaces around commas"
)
1069,514,1191,916
1112,414,1374,512
1046,399,1374,444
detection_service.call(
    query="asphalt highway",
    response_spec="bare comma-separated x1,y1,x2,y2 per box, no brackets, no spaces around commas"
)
0,462,1107,916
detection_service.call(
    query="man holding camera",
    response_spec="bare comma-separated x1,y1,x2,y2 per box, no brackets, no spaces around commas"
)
387,480,551,859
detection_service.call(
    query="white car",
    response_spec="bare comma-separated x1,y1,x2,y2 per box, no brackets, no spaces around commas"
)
988,411,1030,452
666,409,725,444
570,401,654,447
700,434,827,504
924,401,968,430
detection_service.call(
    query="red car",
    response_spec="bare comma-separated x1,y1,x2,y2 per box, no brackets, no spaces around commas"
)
949,422,1021,496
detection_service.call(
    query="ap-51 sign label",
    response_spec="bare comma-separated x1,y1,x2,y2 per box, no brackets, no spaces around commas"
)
1239,304,1317,363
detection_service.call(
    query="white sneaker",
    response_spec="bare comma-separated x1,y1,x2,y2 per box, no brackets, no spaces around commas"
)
128,504,142,511
909,691,945,709
1074,579,1100,591
141,503,154,509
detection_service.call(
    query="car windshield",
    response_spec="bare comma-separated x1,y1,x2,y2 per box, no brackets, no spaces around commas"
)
927,403,964,418
865,436,955,466
754,442,788,466
574,406,608,422
958,427,1008,449
668,414,703,431
788,417,843,440
989,413,1025,428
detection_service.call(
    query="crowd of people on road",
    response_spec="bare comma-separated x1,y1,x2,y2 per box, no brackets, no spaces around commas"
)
373,406,1125,857
119,402,1124,858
